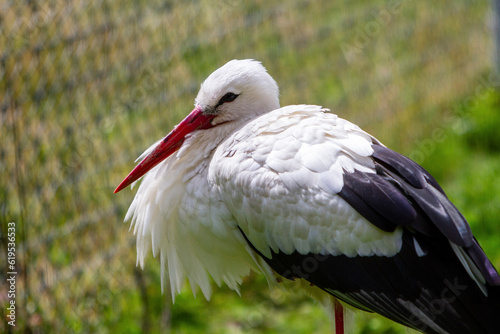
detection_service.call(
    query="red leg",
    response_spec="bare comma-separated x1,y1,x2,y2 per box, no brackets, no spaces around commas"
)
334,299,344,334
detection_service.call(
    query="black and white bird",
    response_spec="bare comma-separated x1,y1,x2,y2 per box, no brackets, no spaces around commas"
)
115,59,500,334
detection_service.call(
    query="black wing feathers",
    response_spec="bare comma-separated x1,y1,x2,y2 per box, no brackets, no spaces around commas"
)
341,143,499,284
247,229,500,334
340,143,473,246
239,142,500,334
339,169,416,232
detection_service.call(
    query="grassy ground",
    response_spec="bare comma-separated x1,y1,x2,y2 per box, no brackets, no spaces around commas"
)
1,0,499,333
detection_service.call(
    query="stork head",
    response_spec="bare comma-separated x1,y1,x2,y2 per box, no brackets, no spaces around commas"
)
115,59,280,193
195,59,280,125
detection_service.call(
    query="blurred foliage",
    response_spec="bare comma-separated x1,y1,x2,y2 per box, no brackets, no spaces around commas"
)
463,91,500,152
416,91,500,261
1,0,498,333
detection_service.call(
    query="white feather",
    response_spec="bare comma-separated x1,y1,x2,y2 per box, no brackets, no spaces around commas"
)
125,129,272,300
210,105,403,259
449,242,487,296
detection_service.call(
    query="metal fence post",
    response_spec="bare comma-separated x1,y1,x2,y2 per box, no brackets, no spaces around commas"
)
493,0,500,76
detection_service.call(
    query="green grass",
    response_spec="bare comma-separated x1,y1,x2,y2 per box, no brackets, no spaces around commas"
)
2,0,498,333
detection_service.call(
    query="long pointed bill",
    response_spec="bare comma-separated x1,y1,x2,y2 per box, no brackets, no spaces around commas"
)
114,106,214,193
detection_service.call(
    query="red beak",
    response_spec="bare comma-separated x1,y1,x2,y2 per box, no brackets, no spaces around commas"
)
114,106,215,193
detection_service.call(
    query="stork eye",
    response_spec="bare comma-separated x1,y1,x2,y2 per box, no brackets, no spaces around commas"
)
218,92,239,105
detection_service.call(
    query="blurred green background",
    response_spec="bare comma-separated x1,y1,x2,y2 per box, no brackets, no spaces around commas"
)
2,0,500,333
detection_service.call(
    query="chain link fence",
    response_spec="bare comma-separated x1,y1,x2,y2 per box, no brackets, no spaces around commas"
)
1,0,494,332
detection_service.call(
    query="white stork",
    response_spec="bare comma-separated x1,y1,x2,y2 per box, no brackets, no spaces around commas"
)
115,59,500,334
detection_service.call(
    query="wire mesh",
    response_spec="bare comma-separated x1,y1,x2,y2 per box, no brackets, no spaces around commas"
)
1,0,495,332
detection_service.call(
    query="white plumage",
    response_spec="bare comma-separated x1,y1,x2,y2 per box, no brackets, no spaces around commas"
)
125,127,267,299
210,105,402,259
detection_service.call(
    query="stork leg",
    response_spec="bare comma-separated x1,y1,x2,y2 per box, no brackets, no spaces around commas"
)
334,299,344,334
